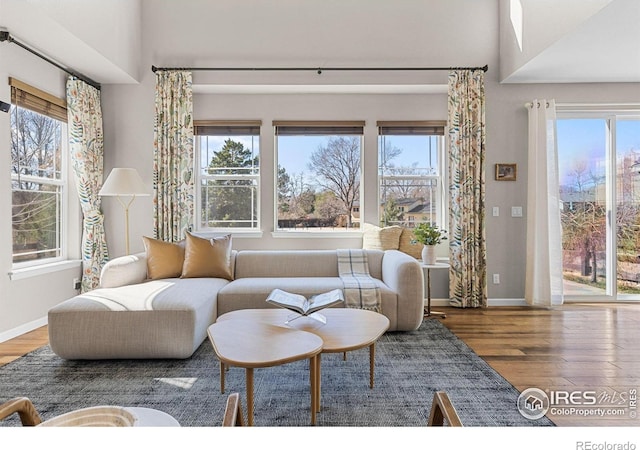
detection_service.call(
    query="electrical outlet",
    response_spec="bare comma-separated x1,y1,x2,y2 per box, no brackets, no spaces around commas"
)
492,273,500,284
73,278,81,290
492,206,499,217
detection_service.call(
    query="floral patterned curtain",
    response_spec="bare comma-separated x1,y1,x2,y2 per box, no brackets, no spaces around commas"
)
447,70,487,308
153,71,194,242
67,77,109,292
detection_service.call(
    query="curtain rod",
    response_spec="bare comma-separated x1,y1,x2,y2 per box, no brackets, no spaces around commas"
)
151,64,488,74
0,30,101,90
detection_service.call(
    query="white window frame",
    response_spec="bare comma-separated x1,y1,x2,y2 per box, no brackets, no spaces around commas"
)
377,122,447,231
193,122,261,233
10,106,68,269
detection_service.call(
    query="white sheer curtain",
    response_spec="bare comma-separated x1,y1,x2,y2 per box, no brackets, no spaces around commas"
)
525,99,564,306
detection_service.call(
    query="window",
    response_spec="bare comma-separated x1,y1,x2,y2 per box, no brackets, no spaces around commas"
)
274,121,364,231
557,110,640,300
377,121,446,229
194,121,261,230
10,78,68,265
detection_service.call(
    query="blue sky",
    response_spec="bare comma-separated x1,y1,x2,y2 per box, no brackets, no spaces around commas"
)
277,135,439,188
557,118,640,186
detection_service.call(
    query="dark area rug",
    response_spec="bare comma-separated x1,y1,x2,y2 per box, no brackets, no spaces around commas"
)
0,319,553,427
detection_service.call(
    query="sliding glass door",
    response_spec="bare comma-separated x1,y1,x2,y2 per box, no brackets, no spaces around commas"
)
615,118,640,299
557,114,640,301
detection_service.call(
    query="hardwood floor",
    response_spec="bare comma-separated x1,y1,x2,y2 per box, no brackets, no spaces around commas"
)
0,326,48,366
1,303,638,427
440,303,640,427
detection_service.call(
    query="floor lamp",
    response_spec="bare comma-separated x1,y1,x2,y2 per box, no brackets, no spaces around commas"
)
99,168,150,255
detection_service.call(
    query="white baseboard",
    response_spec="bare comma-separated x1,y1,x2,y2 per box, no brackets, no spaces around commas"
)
486,298,528,306
430,298,527,307
0,316,48,344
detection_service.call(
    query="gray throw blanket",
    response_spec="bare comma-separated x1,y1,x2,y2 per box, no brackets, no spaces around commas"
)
337,249,382,313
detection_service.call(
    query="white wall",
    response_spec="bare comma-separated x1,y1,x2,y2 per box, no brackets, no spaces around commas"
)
98,0,499,258
25,0,142,82
142,0,494,70
1,0,141,83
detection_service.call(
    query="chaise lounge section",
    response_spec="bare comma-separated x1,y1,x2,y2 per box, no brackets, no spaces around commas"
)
48,248,424,360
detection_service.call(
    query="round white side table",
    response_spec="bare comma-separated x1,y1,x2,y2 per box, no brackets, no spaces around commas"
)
421,262,450,319
127,407,180,426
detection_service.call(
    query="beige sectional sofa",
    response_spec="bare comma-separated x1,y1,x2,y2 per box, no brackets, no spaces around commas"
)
48,249,424,360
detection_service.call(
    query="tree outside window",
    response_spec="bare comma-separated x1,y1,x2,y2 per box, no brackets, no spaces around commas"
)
11,106,64,263
195,125,260,230
276,128,363,231
378,124,445,229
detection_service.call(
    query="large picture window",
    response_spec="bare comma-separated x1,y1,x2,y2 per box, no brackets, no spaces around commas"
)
274,121,364,231
10,78,67,265
194,121,261,230
377,121,446,228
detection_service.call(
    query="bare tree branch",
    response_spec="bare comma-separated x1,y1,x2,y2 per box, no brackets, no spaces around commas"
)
308,136,361,227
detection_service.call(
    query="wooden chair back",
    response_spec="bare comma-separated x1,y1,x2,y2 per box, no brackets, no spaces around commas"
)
427,391,463,426
0,397,43,426
222,392,244,426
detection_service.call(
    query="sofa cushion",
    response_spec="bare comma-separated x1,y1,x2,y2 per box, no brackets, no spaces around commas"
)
142,236,185,279
234,251,338,278
182,232,233,280
217,276,398,326
100,253,148,288
398,228,422,259
362,224,403,251
233,249,384,279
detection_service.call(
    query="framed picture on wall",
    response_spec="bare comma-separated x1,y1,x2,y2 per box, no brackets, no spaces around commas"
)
495,163,517,181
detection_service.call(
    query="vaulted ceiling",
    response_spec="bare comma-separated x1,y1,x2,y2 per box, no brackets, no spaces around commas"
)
1,0,638,86
501,0,640,83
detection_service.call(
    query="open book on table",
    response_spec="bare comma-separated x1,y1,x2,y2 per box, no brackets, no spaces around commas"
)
266,288,344,317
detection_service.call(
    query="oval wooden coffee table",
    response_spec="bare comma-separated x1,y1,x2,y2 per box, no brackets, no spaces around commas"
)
207,319,322,426
217,308,390,413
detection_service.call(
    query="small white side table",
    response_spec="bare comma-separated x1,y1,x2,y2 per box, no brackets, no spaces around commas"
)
421,262,450,319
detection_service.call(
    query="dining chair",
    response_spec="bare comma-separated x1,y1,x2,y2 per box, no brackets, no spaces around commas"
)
221,392,244,426
427,391,463,426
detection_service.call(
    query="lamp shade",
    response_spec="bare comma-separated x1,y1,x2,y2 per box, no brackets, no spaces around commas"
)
99,168,150,196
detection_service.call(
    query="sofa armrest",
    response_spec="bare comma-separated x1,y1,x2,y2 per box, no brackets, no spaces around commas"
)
382,250,424,331
100,252,148,288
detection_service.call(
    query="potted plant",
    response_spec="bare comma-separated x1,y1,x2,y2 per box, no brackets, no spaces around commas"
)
412,222,447,265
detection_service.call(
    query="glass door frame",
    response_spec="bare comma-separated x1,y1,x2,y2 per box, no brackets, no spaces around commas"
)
557,108,640,303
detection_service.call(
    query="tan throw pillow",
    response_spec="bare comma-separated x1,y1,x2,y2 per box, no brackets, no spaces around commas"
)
362,223,402,251
398,227,423,259
182,232,233,280
142,236,186,280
